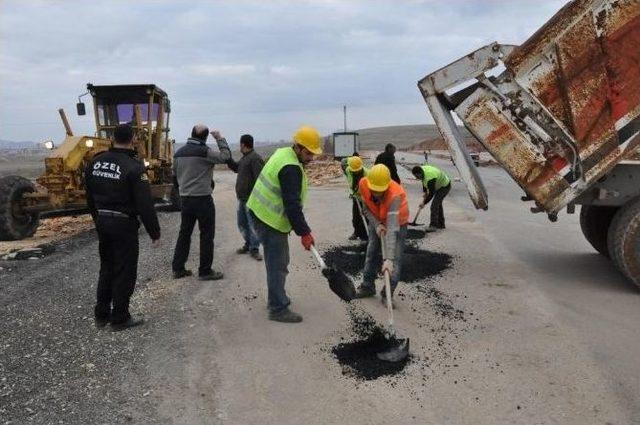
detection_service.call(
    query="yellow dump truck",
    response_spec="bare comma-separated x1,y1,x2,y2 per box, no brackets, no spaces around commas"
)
0,83,179,241
419,0,640,286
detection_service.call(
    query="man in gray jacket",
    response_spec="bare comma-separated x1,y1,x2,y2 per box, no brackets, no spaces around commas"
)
172,124,231,280
227,134,264,261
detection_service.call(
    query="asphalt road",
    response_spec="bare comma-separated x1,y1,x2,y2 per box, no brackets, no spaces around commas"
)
1,157,638,425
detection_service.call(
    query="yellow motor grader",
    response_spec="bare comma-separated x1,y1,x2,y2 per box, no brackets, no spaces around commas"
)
0,83,179,241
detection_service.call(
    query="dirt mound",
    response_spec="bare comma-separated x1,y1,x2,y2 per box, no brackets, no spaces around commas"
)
405,137,485,153
305,159,343,186
0,215,94,256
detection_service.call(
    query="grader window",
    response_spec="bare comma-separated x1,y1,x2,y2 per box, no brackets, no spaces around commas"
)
97,103,160,127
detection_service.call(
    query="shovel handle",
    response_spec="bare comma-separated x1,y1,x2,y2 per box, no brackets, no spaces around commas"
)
355,198,369,238
310,245,327,269
380,236,395,331
411,204,424,224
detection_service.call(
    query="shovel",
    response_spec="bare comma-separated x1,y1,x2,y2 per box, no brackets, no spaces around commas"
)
355,197,369,238
310,245,356,302
408,204,425,227
377,235,410,362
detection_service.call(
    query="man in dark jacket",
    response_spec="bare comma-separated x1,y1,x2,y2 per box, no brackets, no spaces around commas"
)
172,124,231,281
227,134,264,261
374,143,401,184
85,124,161,331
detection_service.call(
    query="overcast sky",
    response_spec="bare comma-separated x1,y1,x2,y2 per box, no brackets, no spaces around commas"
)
0,0,566,145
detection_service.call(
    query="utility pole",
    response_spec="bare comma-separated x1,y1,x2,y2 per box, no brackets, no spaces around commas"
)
343,105,347,132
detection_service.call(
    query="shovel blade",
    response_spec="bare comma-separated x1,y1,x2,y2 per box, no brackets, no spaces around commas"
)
376,338,410,362
322,267,356,302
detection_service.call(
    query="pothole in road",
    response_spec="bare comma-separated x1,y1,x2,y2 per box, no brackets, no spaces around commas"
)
322,242,452,282
332,304,411,380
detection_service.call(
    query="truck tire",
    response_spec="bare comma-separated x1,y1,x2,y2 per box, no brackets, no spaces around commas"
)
579,205,617,258
0,176,40,241
607,198,640,288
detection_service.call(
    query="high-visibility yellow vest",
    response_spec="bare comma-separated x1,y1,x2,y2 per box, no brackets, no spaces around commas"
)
421,165,450,190
345,166,369,197
247,147,308,233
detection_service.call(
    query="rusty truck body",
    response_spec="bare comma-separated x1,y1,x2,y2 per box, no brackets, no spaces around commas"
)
419,0,640,286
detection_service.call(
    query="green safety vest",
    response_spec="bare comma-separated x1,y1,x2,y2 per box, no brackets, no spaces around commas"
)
247,147,308,233
421,164,450,191
345,166,369,197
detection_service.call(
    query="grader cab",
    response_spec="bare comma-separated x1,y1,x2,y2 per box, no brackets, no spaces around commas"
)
0,83,178,241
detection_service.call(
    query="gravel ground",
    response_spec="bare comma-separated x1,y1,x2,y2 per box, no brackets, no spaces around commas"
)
0,212,184,425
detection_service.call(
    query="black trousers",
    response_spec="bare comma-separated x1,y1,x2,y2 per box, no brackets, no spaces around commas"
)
430,183,451,228
172,195,215,276
352,198,368,240
95,216,140,324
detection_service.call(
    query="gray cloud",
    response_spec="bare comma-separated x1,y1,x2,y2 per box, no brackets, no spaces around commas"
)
0,0,566,144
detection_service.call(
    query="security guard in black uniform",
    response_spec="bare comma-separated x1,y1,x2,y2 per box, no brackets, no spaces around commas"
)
84,124,161,331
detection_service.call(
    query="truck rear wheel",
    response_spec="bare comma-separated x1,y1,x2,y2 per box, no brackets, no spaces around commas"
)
579,205,617,258
607,198,640,289
0,176,40,241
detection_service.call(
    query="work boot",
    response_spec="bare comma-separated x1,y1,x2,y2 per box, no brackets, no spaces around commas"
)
173,269,193,279
94,316,109,329
199,270,224,281
268,308,303,323
250,250,263,261
355,285,376,299
236,246,249,254
110,317,145,332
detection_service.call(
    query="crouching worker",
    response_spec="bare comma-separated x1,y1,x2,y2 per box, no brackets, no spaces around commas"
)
411,164,451,231
355,164,409,303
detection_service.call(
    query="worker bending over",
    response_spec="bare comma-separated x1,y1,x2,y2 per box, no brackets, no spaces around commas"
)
412,164,451,231
355,164,409,303
344,155,368,241
247,126,322,323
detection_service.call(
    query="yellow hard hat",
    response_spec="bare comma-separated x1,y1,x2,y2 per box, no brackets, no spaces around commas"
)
293,126,323,155
347,156,363,172
366,164,391,192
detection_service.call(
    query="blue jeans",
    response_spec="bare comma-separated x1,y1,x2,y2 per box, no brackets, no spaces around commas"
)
237,200,260,251
362,225,406,291
253,218,291,313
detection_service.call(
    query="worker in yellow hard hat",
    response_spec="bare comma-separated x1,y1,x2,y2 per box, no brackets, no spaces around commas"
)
355,164,409,304
247,125,322,323
343,154,369,241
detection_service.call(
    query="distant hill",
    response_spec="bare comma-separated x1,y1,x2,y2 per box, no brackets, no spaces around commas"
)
341,124,478,153
0,139,38,150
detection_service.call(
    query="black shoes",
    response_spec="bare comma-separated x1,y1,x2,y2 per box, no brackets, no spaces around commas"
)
250,250,263,261
95,317,109,329
110,317,145,332
354,286,376,299
236,246,250,254
199,270,224,281
173,269,193,279
268,308,303,323
348,233,358,241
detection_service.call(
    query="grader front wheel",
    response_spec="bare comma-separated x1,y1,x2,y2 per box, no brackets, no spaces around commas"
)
0,175,40,241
